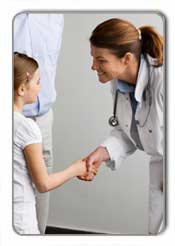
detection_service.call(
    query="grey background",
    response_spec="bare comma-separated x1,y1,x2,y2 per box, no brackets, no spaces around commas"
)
48,12,163,234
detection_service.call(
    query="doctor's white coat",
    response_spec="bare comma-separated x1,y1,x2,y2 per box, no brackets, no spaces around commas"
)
101,54,164,234
101,55,164,170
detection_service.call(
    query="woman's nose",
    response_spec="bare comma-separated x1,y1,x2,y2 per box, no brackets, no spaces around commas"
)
91,60,97,71
91,64,95,70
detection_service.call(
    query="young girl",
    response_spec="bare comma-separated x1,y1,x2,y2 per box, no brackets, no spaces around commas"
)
13,53,96,234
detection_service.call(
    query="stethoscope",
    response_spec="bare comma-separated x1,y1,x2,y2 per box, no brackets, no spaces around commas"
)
108,58,152,128
108,91,119,127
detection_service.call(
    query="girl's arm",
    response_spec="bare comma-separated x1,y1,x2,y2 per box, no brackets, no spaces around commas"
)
24,143,90,193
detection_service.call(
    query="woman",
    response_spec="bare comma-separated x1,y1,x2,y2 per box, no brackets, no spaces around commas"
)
13,53,96,234
79,18,164,234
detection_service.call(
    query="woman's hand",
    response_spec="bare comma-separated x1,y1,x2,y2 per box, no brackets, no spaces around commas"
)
71,159,97,177
77,146,110,181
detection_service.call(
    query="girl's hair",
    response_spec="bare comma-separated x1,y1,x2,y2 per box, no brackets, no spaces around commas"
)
90,18,163,67
14,52,39,91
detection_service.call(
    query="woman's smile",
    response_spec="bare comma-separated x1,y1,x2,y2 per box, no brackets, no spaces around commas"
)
97,72,105,76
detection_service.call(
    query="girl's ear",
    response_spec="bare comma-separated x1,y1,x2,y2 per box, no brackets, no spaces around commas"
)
16,83,25,97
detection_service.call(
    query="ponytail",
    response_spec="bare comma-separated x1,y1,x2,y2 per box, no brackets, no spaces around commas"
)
90,19,163,67
139,26,163,66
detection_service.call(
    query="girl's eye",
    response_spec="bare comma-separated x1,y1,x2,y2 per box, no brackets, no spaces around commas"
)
37,79,40,85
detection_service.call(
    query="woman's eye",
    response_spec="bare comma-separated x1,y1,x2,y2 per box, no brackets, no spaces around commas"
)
98,60,107,64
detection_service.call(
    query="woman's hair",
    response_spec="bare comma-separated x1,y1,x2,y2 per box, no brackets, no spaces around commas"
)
90,18,163,67
14,52,39,91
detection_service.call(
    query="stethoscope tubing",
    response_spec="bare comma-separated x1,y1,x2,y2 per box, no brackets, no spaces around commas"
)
108,58,151,128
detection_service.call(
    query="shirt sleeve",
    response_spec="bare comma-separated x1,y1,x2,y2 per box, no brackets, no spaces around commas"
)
14,13,64,57
28,13,64,57
15,118,42,150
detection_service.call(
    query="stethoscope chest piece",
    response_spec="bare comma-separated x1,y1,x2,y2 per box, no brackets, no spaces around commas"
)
108,90,118,127
108,115,118,127
108,57,152,128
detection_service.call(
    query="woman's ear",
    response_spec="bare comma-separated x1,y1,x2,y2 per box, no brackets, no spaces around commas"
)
123,52,133,65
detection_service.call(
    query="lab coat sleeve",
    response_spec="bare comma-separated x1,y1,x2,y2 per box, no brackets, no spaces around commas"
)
101,126,137,170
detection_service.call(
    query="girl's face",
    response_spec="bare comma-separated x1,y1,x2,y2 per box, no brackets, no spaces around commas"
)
90,44,127,83
25,68,41,104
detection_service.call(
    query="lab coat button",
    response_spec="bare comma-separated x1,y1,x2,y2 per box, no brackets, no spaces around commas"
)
149,129,152,133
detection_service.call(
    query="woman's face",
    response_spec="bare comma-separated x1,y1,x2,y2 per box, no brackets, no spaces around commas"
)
90,44,127,83
25,68,41,104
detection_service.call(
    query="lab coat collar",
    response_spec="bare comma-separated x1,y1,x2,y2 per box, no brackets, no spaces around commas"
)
113,54,154,104
134,54,149,104
134,54,157,105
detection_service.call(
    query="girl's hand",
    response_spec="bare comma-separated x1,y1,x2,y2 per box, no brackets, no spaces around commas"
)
77,146,109,181
72,159,97,177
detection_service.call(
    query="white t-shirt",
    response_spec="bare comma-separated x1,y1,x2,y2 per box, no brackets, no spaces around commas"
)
13,112,42,234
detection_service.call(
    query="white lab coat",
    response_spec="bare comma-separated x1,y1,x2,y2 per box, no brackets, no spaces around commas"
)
101,54,164,234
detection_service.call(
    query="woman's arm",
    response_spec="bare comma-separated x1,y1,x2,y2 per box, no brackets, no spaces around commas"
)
24,143,89,193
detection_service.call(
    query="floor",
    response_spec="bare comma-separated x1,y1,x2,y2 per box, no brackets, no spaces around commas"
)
45,226,102,234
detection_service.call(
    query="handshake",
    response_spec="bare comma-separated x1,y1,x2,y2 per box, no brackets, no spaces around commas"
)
73,146,110,181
